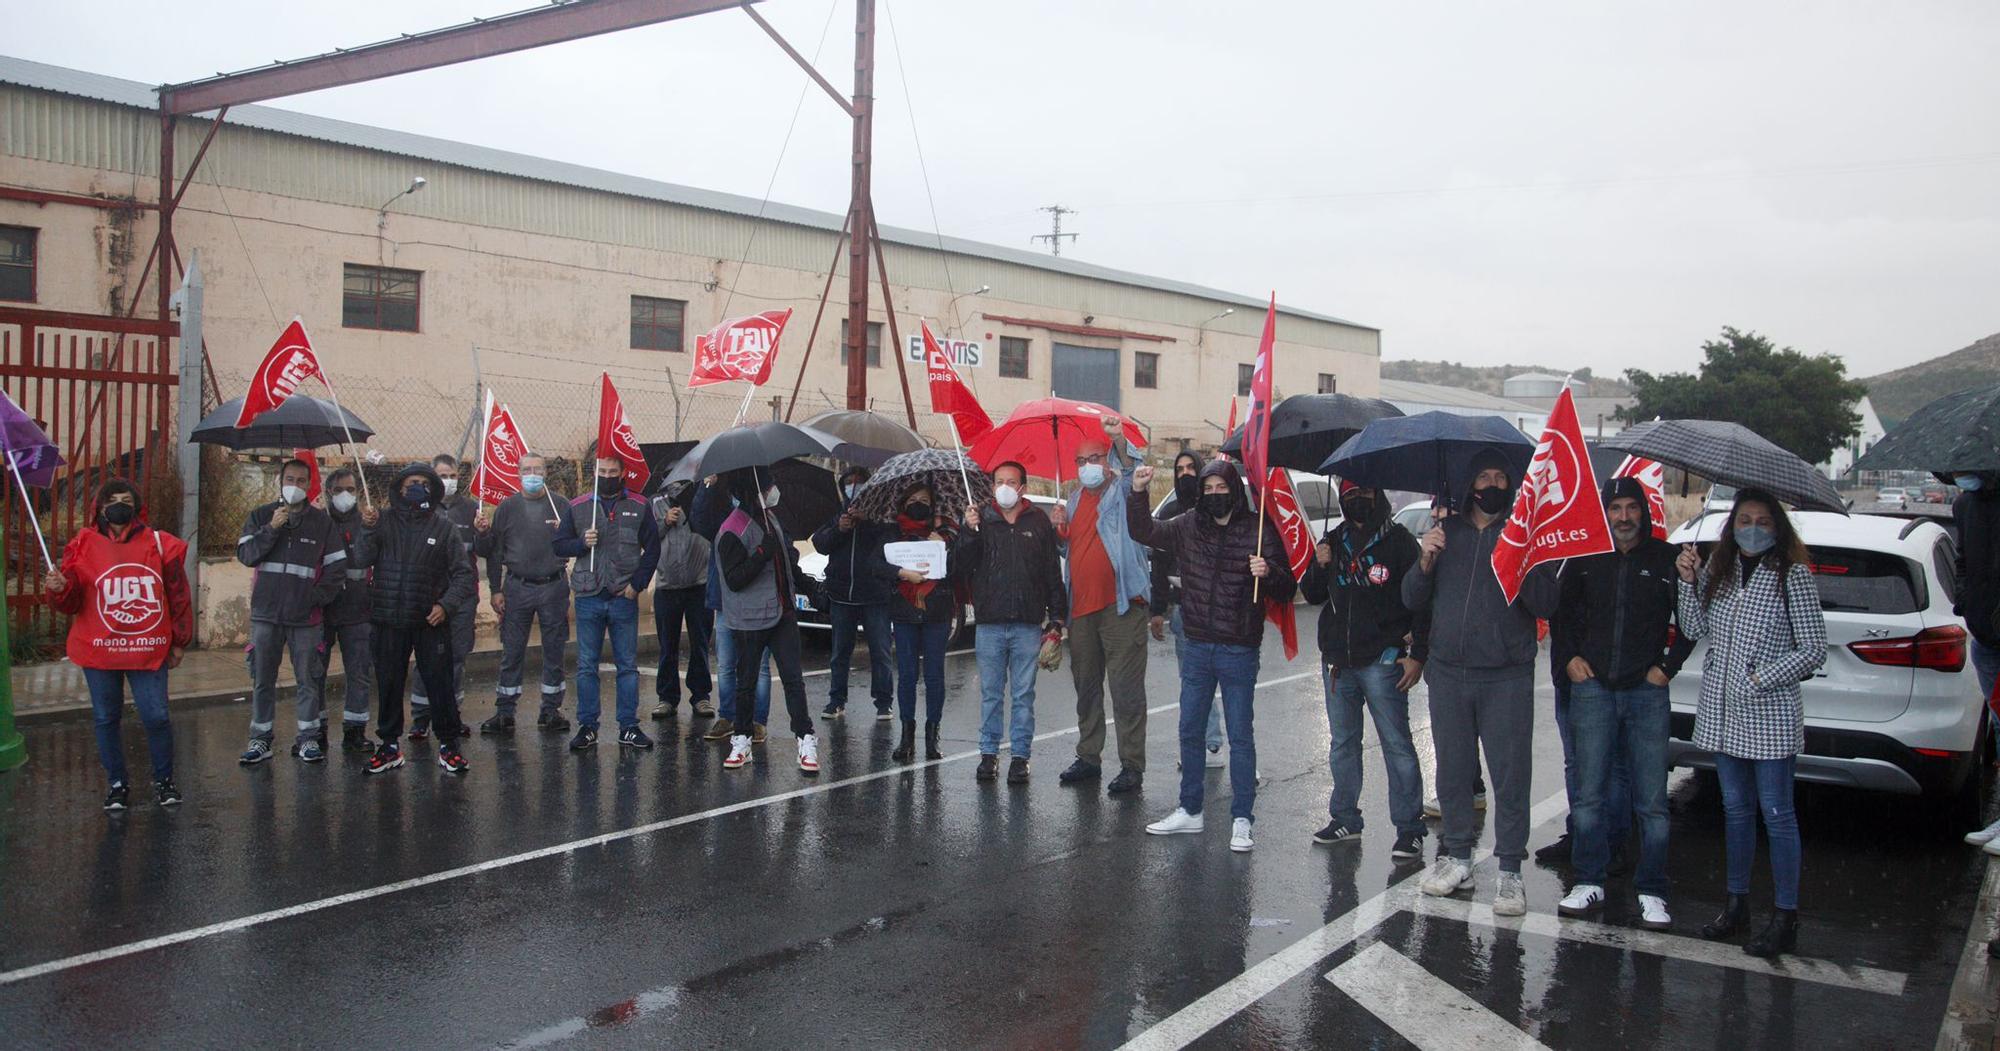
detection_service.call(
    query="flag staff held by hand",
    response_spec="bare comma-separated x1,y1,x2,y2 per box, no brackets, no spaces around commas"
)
1242,293,1278,603
235,317,372,507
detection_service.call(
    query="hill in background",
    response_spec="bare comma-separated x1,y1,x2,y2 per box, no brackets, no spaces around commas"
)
1864,332,2000,429
1379,361,1633,399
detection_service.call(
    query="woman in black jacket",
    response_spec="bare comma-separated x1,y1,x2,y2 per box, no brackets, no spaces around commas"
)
883,483,960,762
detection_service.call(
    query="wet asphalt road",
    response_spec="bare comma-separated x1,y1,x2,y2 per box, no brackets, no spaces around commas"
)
0,606,1989,1049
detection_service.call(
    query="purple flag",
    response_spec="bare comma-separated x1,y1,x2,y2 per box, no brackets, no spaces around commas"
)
0,388,63,487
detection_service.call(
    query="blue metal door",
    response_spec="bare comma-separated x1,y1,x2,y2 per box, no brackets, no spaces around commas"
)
1050,343,1120,410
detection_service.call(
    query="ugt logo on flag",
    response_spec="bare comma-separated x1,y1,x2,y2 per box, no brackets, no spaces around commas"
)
1491,387,1613,603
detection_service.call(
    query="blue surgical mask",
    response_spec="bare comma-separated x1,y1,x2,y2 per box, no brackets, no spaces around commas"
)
843,483,859,502
520,473,545,495
1735,524,1775,556
1956,473,1984,492
1077,463,1107,489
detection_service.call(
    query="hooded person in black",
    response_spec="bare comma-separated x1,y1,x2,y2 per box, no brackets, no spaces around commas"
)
1552,476,1694,929
1151,452,1230,769
365,463,476,775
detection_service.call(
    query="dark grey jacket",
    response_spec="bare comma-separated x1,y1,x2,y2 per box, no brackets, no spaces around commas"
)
651,495,712,591
477,490,572,591
324,506,375,627
1401,513,1558,675
238,500,346,627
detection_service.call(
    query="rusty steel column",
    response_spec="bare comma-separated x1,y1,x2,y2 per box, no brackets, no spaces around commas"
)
156,108,176,324
842,0,876,411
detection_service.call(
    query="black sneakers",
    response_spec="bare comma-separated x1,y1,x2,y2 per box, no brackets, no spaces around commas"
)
538,710,572,733
569,726,598,752
154,779,183,807
1313,821,1361,846
480,713,516,736
103,783,129,811
342,724,373,753
619,726,655,751
1106,768,1143,795
1058,759,1101,784
976,755,999,782
1391,832,1425,861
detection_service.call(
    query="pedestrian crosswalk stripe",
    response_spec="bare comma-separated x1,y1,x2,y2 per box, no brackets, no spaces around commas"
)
1403,893,1908,996
1327,942,1552,1050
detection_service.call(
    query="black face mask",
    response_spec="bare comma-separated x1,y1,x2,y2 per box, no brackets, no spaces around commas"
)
903,502,933,522
597,475,625,500
400,485,431,510
1198,492,1235,519
1339,495,1374,523
1471,486,1511,515
101,502,136,527
1174,474,1200,508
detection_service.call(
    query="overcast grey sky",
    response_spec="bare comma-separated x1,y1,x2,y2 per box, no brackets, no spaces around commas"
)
11,1,1997,377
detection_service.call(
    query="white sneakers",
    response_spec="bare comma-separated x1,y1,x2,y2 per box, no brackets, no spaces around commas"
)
1638,894,1673,930
1557,883,1605,916
723,735,752,770
1146,808,1204,835
798,733,819,774
1230,818,1254,853
1970,817,2000,847
1420,856,1475,896
1492,872,1527,916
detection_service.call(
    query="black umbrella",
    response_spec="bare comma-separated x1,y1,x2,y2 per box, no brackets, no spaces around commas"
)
767,459,843,539
1320,412,1534,498
1220,393,1405,472
798,409,926,466
190,396,375,450
1604,418,1847,514
1852,381,2000,477
663,422,829,489
849,448,993,524
639,440,698,495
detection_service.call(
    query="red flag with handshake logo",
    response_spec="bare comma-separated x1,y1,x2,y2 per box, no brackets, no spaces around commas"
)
1261,467,1311,660
1614,454,1670,541
471,391,531,504
922,320,992,443
1491,386,1613,603
690,309,792,388
597,373,649,491
235,318,324,427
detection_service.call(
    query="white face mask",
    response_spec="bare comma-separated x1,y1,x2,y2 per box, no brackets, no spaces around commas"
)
440,477,458,497
1077,463,1107,489
994,484,1021,509
763,486,781,509
281,484,307,506
843,483,859,502
330,491,358,514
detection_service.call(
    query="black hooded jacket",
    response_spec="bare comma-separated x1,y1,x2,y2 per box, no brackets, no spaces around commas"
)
1955,485,2000,648
1300,490,1431,668
1553,477,1694,690
369,464,476,628
1126,459,1295,647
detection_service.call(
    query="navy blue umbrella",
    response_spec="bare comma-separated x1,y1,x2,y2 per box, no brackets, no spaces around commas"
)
1320,412,1534,499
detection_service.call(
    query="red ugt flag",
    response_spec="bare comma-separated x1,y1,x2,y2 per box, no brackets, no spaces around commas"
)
236,318,324,427
1614,454,1669,541
1491,386,1613,603
294,448,322,504
690,309,792,388
922,320,992,443
1260,467,1312,660
1225,396,1238,440
597,373,649,492
1241,295,1277,489
472,391,532,504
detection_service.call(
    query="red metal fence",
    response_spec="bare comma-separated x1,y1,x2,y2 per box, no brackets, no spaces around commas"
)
0,307,178,647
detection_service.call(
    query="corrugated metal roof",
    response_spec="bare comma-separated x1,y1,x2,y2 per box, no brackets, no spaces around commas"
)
1380,378,1543,413
0,53,1373,331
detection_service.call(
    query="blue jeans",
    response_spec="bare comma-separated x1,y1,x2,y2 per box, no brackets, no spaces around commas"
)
977,622,1041,757
1714,753,1801,910
828,601,894,712
1177,639,1259,821
84,666,174,784
574,592,640,729
1324,662,1425,837
1570,680,1671,896
1556,676,1631,844
1168,606,1223,750
894,619,950,724
715,622,772,725
1973,639,1999,716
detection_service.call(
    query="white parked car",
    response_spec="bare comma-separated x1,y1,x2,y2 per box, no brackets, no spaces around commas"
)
1392,498,1437,538
1665,511,1986,810
1876,487,1909,509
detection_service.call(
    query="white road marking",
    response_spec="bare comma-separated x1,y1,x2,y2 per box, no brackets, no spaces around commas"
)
0,667,1320,987
1936,856,2000,1050
1327,942,1551,1050
1114,791,1570,1051
1404,892,1908,996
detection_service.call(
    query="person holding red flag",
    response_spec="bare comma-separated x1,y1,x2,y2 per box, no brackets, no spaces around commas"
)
45,479,193,810
1126,458,1293,854
552,456,661,752
1404,449,1561,916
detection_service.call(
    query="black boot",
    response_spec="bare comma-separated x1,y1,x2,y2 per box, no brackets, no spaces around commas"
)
1700,894,1751,941
893,721,917,763
924,721,942,761
1743,909,1799,958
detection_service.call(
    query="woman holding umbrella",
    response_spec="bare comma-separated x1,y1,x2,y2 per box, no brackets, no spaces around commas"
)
1677,487,1826,958
882,482,961,763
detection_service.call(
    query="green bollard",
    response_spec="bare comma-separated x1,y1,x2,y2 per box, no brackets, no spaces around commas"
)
0,526,28,772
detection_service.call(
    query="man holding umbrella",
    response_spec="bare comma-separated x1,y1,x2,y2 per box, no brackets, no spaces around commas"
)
553,457,662,752
812,465,898,720
237,458,347,765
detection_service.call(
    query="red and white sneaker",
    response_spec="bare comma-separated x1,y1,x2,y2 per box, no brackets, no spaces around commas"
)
364,746,405,775
798,733,820,775
724,735,752,770
436,747,470,775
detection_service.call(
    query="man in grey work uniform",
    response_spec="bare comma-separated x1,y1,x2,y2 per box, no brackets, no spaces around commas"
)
237,458,348,765
318,467,380,753
473,452,574,735
410,452,479,740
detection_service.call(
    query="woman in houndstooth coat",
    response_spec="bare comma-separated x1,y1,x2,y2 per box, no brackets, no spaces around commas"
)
1674,487,1825,959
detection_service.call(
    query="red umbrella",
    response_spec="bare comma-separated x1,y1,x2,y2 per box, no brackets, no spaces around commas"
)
967,397,1148,482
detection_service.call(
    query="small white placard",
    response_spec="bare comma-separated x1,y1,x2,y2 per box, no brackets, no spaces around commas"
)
884,540,947,580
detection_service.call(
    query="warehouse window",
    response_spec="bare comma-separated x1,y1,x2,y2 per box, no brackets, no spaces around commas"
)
1237,363,1255,397
999,336,1030,379
631,295,686,352
342,264,421,332
1134,351,1159,389
838,320,883,368
0,226,36,303
1318,373,1337,394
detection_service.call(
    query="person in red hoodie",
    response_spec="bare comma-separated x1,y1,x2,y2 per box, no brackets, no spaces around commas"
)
43,479,194,811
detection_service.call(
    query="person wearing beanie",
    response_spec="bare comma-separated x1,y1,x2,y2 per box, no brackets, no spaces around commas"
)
1402,447,1559,916
1552,477,1694,931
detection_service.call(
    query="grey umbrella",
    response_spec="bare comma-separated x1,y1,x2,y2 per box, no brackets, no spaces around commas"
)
799,409,926,467
848,447,993,524
1604,418,1847,514
1852,381,2000,477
